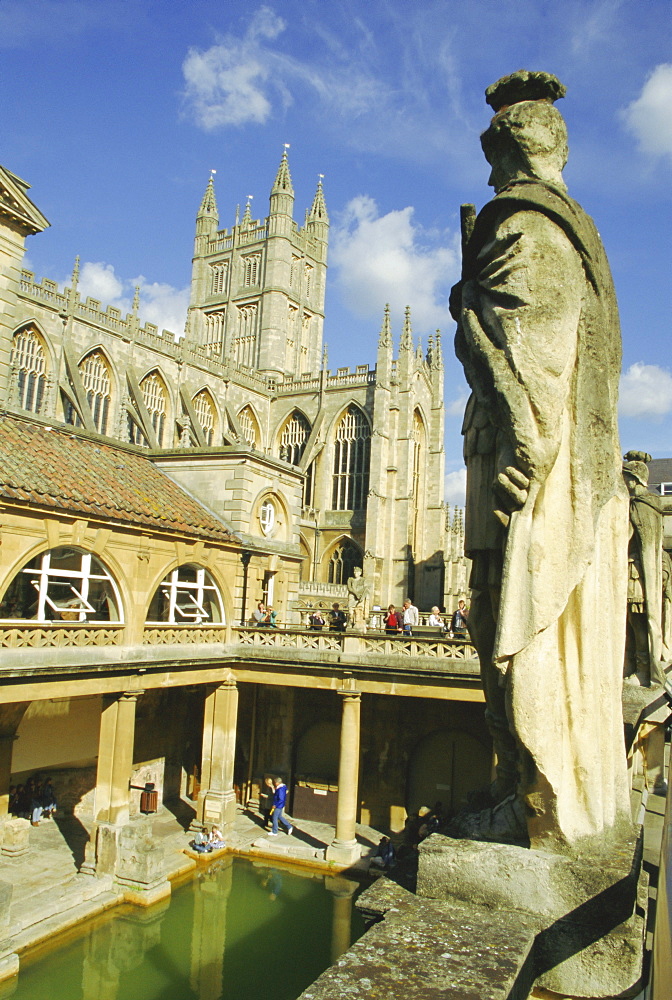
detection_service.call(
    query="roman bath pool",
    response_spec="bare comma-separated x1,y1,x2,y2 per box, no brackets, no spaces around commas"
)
4,858,366,1000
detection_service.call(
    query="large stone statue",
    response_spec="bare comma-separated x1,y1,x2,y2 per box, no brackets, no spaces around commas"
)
346,566,370,629
623,451,666,687
450,70,631,850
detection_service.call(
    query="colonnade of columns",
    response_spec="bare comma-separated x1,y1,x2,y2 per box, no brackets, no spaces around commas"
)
0,672,365,875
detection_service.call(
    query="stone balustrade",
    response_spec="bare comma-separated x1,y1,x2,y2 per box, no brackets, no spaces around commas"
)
0,624,125,648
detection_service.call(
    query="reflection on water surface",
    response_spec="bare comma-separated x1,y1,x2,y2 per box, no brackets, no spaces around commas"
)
7,858,365,1000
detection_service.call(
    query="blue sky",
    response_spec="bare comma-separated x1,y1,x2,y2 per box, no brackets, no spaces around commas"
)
2,0,670,503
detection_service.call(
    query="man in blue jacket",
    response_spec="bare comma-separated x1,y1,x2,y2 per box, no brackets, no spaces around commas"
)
269,776,293,836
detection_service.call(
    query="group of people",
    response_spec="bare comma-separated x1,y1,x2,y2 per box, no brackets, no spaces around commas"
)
308,603,347,631
261,775,294,837
191,825,225,853
9,775,57,826
252,602,278,627
384,599,469,638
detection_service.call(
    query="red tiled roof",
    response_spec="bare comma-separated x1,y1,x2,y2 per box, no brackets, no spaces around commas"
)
0,414,237,543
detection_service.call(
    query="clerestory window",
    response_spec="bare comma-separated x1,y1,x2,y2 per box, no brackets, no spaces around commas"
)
11,327,46,414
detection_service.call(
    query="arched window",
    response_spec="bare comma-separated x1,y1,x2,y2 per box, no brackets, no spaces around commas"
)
279,411,311,465
66,351,112,435
0,548,123,623
146,565,224,624
11,327,46,414
192,390,216,445
332,406,371,511
141,372,168,446
327,540,361,586
238,405,260,449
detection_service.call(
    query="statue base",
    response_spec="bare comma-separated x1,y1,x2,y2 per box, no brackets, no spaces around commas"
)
417,831,645,998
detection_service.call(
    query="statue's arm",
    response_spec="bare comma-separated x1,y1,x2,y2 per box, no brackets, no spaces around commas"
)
460,209,583,496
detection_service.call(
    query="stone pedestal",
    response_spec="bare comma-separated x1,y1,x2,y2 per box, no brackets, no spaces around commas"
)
418,832,645,998
114,817,171,906
0,818,30,858
326,687,361,866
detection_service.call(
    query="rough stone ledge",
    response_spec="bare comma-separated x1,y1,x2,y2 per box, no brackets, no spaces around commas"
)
297,892,537,1000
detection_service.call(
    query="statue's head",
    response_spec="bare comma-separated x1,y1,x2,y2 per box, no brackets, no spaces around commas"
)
623,458,649,495
353,566,362,577
481,70,568,193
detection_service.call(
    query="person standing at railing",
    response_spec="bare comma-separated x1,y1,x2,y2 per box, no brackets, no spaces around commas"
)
428,606,446,631
402,599,419,636
385,604,403,634
450,600,469,639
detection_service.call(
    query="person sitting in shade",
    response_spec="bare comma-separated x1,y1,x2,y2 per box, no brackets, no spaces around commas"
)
370,836,396,869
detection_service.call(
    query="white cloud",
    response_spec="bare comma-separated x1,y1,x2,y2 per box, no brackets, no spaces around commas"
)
331,196,459,332
622,64,672,159
64,262,189,338
619,362,672,418
444,468,466,507
182,7,286,129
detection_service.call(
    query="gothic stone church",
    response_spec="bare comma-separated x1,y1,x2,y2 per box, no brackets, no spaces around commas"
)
0,152,455,618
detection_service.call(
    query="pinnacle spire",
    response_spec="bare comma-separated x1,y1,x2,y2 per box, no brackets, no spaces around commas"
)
241,197,253,227
400,306,413,351
198,173,218,218
432,330,444,370
378,304,392,349
272,146,294,196
308,174,329,224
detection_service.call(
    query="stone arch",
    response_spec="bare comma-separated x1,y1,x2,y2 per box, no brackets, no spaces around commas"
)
236,403,262,449
323,535,363,586
191,386,220,446
274,407,312,464
144,561,228,625
0,545,125,623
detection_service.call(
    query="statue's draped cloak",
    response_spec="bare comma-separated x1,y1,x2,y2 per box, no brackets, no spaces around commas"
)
455,180,631,846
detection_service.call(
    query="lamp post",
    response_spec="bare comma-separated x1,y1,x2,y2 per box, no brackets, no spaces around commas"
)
240,549,252,626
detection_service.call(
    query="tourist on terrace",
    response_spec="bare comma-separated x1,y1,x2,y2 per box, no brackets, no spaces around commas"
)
209,826,225,849
253,601,267,626
385,604,403,634
371,836,396,869
41,778,57,819
328,603,347,631
309,609,326,629
428,606,446,630
402,599,419,636
450,600,469,639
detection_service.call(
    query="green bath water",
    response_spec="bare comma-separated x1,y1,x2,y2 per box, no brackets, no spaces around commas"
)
7,858,366,1000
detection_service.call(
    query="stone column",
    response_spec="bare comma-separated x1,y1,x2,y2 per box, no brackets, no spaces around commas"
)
94,692,141,827
196,678,239,834
326,685,362,865
82,691,141,876
0,735,17,821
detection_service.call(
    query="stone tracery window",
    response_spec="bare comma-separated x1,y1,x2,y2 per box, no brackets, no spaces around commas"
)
146,564,224,625
192,390,216,445
238,405,259,448
279,411,311,465
210,262,228,296
129,371,168,448
77,350,112,435
331,406,371,511
11,327,46,414
0,547,123,623
327,540,361,586
233,303,258,367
